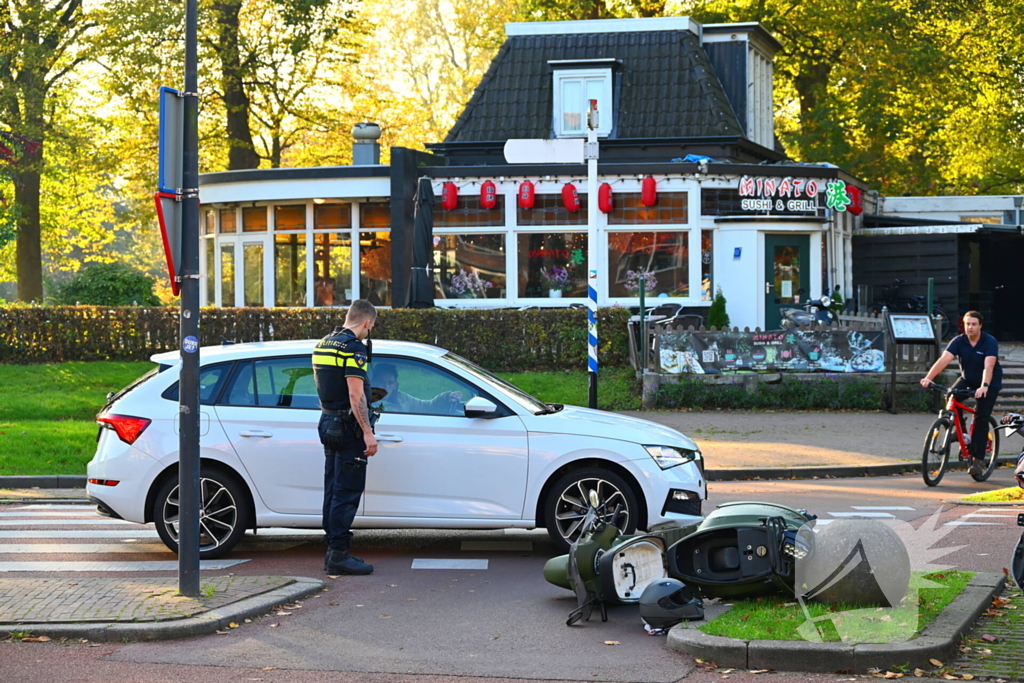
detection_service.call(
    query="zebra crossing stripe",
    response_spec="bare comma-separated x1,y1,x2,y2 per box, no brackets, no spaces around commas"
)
0,511,107,517
8,504,94,510
0,527,324,539
412,559,488,570
828,512,895,518
0,519,138,526
0,560,249,572
850,506,914,511
0,543,171,554
944,521,1003,526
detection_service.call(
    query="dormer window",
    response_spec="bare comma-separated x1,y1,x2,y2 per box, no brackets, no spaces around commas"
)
552,68,612,138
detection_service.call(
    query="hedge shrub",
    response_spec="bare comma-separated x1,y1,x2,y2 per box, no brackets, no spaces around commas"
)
0,306,632,371
52,263,161,306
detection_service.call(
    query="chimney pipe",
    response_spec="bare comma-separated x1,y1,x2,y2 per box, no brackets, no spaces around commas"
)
352,122,381,165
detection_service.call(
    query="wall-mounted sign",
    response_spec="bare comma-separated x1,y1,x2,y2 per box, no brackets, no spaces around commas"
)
737,176,823,213
733,247,742,260
887,314,936,343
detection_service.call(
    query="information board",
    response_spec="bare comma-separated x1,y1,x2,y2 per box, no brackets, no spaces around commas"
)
887,314,936,343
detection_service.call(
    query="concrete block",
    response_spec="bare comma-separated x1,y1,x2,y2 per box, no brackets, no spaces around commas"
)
666,629,747,668
747,639,855,673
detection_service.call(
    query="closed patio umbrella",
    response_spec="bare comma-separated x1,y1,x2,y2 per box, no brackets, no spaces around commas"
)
407,177,435,309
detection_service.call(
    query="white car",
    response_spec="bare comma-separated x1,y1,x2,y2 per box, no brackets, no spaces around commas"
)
87,340,706,557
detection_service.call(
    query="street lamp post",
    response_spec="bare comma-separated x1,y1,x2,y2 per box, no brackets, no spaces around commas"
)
586,99,599,409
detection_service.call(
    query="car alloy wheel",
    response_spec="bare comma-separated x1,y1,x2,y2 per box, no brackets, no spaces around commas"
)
154,471,248,559
545,468,638,552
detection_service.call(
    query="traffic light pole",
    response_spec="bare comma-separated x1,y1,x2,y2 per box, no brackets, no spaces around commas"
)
178,0,201,597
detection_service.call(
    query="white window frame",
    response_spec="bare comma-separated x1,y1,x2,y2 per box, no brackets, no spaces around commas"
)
552,69,612,138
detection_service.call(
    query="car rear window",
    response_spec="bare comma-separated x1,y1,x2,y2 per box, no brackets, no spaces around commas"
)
101,366,165,411
161,363,232,405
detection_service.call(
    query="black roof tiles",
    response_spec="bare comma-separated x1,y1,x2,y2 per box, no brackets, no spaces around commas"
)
445,29,742,144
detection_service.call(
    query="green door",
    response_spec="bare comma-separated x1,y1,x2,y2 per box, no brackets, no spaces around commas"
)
764,234,810,330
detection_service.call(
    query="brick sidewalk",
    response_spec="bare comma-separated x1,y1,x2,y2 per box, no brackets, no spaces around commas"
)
948,587,1024,682
0,575,294,624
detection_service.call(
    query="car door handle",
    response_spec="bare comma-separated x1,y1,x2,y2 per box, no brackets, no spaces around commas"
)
376,434,403,442
239,430,273,438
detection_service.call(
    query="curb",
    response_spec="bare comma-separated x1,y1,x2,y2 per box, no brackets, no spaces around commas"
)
666,572,1006,673
0,576,325,642
706,456,1019,482
0,475,86,489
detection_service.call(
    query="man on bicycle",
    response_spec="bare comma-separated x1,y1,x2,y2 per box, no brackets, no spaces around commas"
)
920,311,1002,475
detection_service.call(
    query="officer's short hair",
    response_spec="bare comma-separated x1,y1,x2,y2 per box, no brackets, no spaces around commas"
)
963,310,983,325
346,299,377,325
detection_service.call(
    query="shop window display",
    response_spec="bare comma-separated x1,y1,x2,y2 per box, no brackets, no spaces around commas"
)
433,234,506,299
274,234,306,307
359,231,392,306
607,192,688,225
517,232,588,298
313,233,353,307
607,231,689,298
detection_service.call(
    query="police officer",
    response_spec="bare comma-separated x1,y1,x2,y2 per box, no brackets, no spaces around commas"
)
313,300,378,576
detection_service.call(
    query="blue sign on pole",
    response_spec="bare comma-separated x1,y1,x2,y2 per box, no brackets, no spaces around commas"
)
158,87,184,195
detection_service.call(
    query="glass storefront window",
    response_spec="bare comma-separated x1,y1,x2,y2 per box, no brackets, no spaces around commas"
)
360,202,390,229
517,193,588,226
433,194,504,228
314,203,351,230
701,229,713,302
359,231,391,306
275,205,305,231
243,243,264,306
274,234,306,307
220,244,235,306
607,192,688,224
242,207,267,232
516,232,588,298
220,208,237,234
204,239,215,306
607,231,689,298
313,233,352,307
204,210,215,235
433,234,506,300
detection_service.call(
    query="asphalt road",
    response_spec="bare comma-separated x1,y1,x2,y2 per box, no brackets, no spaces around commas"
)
2,466,1023,683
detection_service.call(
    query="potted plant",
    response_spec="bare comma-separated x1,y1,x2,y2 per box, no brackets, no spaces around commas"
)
540,265,572,298
447,268,493,298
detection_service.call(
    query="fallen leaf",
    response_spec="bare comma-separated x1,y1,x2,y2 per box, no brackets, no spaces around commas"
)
879,615,892,622
914,670,926,677
740,614,751,622
491,636,499,640
328,602,340,606
748,670,770,674
261,667,278,671
89,644,102,648
981,635,998,643
407,598,417,601
229,622,239,628
215,630,229,635
66,582,78,586
276,611,292,616
269,623,279,628
962,675,974,680
21,636,51,642
380,614,390,618
883,672,903,679
942,675,958,680
244,619,252,624
720,669,735,674
604,641,620,645
930,659,945,667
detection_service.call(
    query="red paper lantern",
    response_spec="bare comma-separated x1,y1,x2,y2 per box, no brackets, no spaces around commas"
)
441,182,458,210
562,183,580,212
846,184,864,215
641,176,657,207
480,180,497,209
518,180,535,209
598,182,614,213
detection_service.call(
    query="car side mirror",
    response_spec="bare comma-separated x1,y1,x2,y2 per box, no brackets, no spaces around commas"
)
464,396,499,419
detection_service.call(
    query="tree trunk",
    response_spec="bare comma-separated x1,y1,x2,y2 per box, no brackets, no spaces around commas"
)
793,59,832,141
13,160,42,302
212,0,259,170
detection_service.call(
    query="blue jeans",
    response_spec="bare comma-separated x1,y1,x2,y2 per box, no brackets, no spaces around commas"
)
319,413,367,552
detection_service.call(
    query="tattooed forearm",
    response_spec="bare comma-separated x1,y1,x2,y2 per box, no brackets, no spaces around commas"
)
353,393,373,434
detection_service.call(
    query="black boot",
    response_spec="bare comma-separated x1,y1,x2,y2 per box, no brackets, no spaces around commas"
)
326,549,373,576
324,548,363,572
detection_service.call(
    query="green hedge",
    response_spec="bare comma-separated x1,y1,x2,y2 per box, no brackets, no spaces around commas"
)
0,306,632,371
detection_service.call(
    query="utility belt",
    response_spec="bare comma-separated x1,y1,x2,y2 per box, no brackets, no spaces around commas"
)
320,406,380,450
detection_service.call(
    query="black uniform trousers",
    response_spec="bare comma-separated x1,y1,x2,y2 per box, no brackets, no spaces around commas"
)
950,377,1000,462
319,413,366,552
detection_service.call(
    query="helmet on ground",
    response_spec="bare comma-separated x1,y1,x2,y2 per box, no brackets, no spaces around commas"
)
638,579,704,628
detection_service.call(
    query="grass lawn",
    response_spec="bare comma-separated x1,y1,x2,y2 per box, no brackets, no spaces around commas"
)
961,487,1024,503
699,570,974,643
0,361,640,476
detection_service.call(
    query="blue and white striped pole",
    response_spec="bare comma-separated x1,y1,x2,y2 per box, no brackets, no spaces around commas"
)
586,99,599,409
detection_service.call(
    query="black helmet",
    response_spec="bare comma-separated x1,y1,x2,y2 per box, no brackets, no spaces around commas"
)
639,579,704,629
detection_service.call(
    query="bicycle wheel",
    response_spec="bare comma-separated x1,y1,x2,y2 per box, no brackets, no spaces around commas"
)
970,415,1001,482
922,417,952,487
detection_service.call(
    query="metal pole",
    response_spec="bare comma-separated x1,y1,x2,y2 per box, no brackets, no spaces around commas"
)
178,0,201,597
638,275,646,373
586,101,599,409
927,277,934,317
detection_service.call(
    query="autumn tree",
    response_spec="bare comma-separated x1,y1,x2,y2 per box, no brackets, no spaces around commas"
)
0,0,100,301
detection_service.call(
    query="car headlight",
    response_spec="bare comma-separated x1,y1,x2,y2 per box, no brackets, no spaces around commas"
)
644,445,700,470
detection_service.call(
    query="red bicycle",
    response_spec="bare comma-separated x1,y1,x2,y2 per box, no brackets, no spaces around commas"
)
922,383,1000,487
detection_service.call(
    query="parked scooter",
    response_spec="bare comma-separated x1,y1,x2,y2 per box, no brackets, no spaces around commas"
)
780,289,836,329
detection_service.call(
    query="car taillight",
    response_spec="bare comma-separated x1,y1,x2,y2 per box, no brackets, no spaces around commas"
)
96,414,151,445
88,479,120,486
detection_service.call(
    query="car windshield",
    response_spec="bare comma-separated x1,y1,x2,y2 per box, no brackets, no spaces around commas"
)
442,352,550,414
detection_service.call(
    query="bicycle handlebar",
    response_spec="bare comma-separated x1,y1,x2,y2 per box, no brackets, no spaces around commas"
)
925,382,975,398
